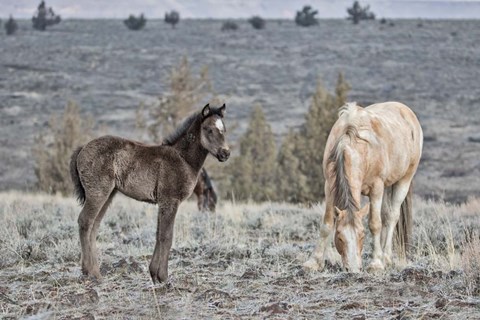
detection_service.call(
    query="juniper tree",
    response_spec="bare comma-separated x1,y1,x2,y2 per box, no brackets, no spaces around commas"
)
347,1,375,24
5,16,18,35
165,11,180,28
124,14,146,30
295,5,319,27
276,129,309,203
295,73,350,202
142,57,216,142
248,16,266,30
226,105,277,202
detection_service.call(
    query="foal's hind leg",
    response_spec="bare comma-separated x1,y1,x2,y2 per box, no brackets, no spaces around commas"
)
88,191,116,275
78,191,112,279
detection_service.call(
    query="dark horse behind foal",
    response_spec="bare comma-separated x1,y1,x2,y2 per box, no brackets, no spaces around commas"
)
70,104,229,283
193,168,217,212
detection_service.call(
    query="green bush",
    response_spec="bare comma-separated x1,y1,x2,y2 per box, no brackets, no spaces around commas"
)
295,6,319,27
5,16,18,35
347,1,375,24
248,16,266,30
32,1,61,31
165,11,180,28
124,14,146,31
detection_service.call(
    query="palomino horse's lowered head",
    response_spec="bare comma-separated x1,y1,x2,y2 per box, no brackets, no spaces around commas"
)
200,104,230,162
334,204,369,272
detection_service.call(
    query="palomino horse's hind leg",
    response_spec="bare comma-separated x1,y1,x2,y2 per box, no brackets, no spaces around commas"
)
303,201,335,271
367,181,385,271
149,199,180,283
78,191,112,279
382,179,412,265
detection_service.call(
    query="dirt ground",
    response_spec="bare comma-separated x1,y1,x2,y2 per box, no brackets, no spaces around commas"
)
1,192,479,319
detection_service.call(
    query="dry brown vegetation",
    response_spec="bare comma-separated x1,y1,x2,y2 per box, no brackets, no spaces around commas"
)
1,192,479,319
33,101,94,196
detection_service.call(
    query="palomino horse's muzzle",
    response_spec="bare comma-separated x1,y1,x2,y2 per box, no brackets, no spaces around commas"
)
217,148,230,162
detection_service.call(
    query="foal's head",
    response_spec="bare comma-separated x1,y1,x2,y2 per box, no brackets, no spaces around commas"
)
334,204,369,272
200,104,230,162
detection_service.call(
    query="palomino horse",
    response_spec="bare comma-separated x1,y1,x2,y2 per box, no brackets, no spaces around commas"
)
70,104,229,283
193,168,217,212
304,102,423,272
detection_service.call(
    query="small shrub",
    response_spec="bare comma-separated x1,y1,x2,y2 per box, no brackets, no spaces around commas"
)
165,11,180,28
33,101,94,195
295,5,318,27
124,13,146,31
222,20,238,31
141,57,216,142
347,1,375,24
380,18,387,25
248,16,266,30
5,16,18,35
32,1,61,31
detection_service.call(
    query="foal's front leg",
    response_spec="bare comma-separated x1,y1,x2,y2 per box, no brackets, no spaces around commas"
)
149,200,180,283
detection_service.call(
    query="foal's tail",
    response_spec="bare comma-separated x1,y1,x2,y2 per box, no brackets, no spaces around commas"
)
70,146,86,206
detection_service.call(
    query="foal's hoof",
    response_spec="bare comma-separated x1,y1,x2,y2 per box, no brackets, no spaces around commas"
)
383,254,393,266
303,258,324,272
367,259,385,273
81,266,102,281
149,269,168,284
80,273,102,284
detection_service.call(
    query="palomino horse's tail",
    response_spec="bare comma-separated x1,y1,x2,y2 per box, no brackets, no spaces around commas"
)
396,183,413,258
70,146,86,206
382,183,413,258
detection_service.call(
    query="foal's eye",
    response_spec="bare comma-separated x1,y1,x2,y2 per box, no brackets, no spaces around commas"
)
207,128,213,135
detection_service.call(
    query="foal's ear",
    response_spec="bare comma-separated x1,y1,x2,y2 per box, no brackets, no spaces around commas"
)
219,103,226,117
202,104,211,117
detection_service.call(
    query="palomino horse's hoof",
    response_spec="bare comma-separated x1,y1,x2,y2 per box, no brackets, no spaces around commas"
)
367,259,385,273
383,254,393,266
303,258,324,272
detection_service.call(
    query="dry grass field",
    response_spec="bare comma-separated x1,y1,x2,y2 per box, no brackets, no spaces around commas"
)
1,192,479,319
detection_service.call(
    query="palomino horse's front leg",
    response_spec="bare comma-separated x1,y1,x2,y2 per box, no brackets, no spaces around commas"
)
367,181,385,271
149,200,180,283
303,201,335,271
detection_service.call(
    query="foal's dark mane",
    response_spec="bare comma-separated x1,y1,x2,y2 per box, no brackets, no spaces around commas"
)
162,107,224,146
162,112,201,146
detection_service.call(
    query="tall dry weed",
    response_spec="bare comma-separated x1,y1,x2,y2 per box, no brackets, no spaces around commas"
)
462,232,480,295
33,101,94,195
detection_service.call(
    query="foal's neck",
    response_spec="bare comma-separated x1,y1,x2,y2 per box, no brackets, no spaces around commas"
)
172,121,208,173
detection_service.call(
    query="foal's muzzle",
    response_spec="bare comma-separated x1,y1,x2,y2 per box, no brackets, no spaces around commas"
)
217,148,230,162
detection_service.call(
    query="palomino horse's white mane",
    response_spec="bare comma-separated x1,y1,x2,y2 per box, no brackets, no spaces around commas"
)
328,102,367,218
